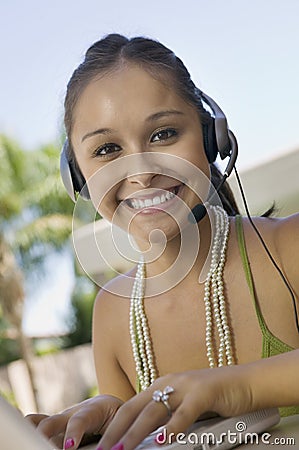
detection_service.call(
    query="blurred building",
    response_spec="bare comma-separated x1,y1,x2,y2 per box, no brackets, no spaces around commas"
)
229,147,299,217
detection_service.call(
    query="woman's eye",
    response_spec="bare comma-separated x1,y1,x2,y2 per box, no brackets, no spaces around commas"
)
93,143,122,158
151,128,177,142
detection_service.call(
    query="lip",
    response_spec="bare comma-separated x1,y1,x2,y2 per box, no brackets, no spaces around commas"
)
120,184,184,214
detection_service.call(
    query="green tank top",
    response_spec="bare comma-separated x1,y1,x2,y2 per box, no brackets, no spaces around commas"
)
236,215,299,417
136,216,299,416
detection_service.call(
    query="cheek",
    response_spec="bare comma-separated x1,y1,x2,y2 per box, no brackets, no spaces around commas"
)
183,155,211,206
98,197,116,221
179,128,210,178
183,148,211,192
189,146,210,175
87,178,120,221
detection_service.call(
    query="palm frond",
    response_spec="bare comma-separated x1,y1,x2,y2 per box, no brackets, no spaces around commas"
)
14,214,73,252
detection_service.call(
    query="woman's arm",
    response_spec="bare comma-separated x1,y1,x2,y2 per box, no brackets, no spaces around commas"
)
92,287,136,401
249,349,299,410
27,283,136,450
97,349,299,450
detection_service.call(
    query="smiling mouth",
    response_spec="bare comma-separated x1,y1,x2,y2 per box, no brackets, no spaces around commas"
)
123,185,181,210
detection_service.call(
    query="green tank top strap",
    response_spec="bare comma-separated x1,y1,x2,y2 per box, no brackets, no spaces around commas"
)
235,215,294,357
235,215,265,331
235,215,299,417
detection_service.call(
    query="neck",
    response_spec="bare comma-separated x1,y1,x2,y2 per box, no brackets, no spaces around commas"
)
134,212,212,295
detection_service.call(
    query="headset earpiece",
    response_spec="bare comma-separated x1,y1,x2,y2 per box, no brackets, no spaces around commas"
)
202,120,218,164
60,139,90,202
189,91,239,223
200,91,236,167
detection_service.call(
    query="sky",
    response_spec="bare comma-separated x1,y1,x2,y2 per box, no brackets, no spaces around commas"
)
1,0,299,335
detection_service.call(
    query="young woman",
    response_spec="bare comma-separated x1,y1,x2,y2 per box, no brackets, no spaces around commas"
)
28,34,299,450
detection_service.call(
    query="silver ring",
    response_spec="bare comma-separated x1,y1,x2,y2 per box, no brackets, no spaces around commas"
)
152,385,174,416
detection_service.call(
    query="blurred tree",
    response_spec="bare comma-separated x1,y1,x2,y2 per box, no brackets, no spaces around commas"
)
0,134,75,410
0,304,21,365
64,275,97,348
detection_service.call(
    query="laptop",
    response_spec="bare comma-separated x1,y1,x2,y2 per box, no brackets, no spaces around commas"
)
0,395,54,449
0,395,280,450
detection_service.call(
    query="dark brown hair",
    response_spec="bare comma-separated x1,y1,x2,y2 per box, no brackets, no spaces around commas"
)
64,33,239,215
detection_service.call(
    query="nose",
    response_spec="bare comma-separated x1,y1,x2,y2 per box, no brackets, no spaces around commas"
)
127,172,155,188
126,153,159,187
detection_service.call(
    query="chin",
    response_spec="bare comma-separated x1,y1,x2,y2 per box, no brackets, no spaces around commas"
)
129,218,181,245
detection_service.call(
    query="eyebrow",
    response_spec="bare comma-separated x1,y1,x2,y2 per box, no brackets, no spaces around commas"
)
81,128,114,143
81,110,184,143
146,110,184,122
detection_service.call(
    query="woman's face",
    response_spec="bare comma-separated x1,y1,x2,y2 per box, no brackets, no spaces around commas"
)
71,63,210,243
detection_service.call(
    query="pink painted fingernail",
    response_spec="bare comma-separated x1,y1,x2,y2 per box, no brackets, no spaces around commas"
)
155,434,165,445
96,447,103,450
64,438,75,449
155,428,167,445
111,443,124,450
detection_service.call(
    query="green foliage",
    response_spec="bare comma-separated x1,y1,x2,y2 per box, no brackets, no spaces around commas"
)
0,135,74,252
85,385,99,399
0,336,21,365
0,133,75,272
34,338,62,356
0,390,18,408
0,309,21,364
0,134,106,368
0,134,76,365
0,136,27,218
63,276,97,348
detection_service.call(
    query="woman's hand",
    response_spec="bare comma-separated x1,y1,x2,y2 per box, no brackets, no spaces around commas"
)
26,394,123,449
98,365,253,450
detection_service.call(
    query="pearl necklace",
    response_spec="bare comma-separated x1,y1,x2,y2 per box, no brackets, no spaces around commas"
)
204,205,233,368
129,257,157,391
129,205,234,391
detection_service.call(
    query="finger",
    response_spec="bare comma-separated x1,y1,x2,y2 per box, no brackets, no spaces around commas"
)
117,400,170,450
63,408,98,450
62,395,123,450
37,414,68,439
25,414,49,427
164,395,204,442
98,391,152,449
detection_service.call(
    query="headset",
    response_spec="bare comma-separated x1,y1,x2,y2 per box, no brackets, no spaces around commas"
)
60,90,238,206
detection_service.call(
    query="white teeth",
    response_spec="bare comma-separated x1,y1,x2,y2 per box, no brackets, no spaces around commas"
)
127,189,177,210
166,191,174,200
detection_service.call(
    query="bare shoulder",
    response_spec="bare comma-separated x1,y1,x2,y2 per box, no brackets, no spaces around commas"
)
254,212,299,261
238,213,299,294
272,213,299,290
92,267,136,365
92,268,137,399
273,212,299,247
93,267,136,320
234,212,299,249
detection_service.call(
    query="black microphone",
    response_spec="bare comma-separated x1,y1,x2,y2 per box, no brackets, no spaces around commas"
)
188,130,238,224
188,171,229,224
188,203,207,223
